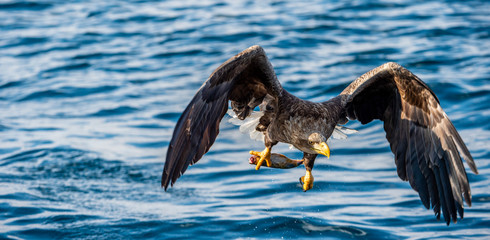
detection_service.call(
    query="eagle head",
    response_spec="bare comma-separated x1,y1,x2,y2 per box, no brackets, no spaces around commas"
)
307,132,330,158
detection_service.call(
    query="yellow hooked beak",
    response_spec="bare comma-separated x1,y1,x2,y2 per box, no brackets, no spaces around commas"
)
314,142,330,158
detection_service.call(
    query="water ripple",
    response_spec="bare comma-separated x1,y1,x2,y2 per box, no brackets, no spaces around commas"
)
0,1,52,11
17,85,119,102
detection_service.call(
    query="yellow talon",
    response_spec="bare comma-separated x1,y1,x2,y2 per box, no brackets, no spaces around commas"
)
299,170,314,191
249,147,272,170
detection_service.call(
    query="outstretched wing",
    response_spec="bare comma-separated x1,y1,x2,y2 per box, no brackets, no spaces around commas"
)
162,45,282,190
340,62,478,225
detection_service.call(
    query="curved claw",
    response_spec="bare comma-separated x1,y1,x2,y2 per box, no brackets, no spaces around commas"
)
249,148,271,170
299,170,314,192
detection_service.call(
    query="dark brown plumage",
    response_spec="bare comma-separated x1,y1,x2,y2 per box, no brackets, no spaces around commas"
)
162,45,478,225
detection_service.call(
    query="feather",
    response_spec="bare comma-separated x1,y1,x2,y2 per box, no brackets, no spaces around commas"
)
341,62,477,224
227,109,265,141
331,125,357,140
162,45,280,190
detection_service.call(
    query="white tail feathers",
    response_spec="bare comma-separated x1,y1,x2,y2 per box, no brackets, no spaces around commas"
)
227,109,265,142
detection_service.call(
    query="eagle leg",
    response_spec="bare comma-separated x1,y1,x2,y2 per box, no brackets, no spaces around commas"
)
299,170,314,192
299,153,317,191
249,147,272,170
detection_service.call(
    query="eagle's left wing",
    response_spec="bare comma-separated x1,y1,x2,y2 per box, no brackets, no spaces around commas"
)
340,62,478,225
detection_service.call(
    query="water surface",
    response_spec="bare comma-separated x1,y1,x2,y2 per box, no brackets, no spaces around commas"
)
1,0,489,239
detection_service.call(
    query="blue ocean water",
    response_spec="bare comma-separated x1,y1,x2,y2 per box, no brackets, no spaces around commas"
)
0,0,489,239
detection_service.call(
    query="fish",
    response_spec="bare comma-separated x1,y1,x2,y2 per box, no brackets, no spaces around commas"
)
249,153,303,169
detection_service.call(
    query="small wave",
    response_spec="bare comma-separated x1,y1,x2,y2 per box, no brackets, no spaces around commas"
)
17,89,66,102
153,112,181,120
301,220,367,236
43,62,91,73
0,36,48,48
17,85,119,102
127,78,160,85
127,123,165,129
19,127,60,132
16,45,79,57
0,192,44,202
113,15,179,23
0,147,157,183
0,80,23,89
0,1,52,10
350,47,400,56
72,52,132,60
199,32,274,43
151,49,207,59
0,124,11,131
90,106,139,117
333,1,407,12
128,141,167,149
